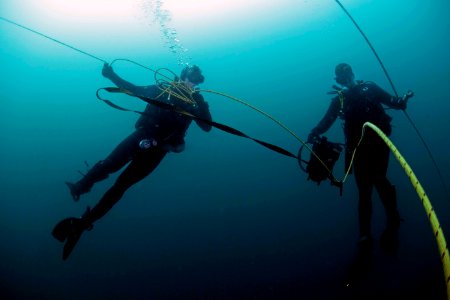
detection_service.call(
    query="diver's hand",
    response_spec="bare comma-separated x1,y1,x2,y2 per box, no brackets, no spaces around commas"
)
102,63,114,79
307,132,319,144
404,90,414,102
400,90,414,110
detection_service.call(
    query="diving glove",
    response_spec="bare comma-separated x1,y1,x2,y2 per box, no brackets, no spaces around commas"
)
102,63,115,79
399,90,414,109
307,132,320,144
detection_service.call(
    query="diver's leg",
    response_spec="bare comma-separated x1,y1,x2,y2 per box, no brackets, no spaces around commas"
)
53,147,167,260
85,148,167,224
66,160,113,201
353,150,374,241
67,130,143,201
373,144,400,231
377,181,400,231
377,178,400,254
372,144,400,254
356,180,373,240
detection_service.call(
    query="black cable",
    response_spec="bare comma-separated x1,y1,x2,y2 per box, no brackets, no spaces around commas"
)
0,16,107,63
96,87,299,160
334,1,398,96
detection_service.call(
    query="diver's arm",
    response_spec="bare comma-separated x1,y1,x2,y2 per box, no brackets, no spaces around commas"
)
370,82,413,110
311,97,340,136
102,63,150,96
193,94,212,132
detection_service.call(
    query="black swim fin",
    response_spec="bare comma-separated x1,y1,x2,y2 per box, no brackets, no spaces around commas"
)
52,208,93,260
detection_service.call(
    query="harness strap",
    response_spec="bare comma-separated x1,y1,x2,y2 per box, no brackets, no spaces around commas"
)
96,87,298,160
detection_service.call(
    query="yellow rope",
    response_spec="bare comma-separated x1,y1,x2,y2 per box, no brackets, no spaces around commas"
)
153,68,196,105
363,122,450,299
110,60,197,105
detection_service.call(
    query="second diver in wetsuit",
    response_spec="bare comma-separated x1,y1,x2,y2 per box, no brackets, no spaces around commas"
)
308,63,413,251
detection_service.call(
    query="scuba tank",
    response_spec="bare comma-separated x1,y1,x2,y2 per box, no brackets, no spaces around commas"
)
298,136,344,194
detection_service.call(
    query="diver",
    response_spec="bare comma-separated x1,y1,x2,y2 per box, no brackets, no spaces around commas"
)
307,63,414,251
52,63,212,260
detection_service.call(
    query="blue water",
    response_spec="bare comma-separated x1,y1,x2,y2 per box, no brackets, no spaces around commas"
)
1,0,450,299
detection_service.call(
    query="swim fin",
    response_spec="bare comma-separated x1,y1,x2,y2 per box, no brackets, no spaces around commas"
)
52,208,93,260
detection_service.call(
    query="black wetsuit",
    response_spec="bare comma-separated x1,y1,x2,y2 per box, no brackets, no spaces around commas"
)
311,81,405,237
77,71,212,224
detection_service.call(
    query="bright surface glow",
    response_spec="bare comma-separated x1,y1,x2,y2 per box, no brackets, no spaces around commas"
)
37,0,139,18
5,0,359,30
162,0,280,19
9,0,340,35
157,0,339,38
161,0,330,27
160,0,340,18
25,0,284,26
1,0,350,64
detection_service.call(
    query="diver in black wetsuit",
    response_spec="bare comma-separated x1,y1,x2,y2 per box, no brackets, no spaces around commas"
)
307,63,413,250
52,64,212,260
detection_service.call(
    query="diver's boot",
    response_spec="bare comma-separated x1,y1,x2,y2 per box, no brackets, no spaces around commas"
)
380,224,399,255
65,182,89,202
52,207,93,260
66,160,110,201
358,198,373,252
380,184,401,231
348,223,373,286
380,212,400,254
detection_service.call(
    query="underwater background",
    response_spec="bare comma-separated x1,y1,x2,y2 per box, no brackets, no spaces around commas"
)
1,0,450,299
